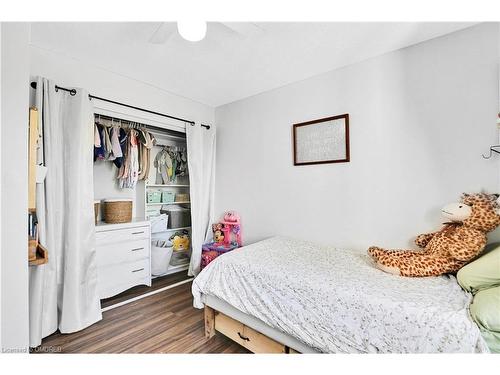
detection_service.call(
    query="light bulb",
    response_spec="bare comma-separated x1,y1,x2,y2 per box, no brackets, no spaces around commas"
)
177,21,207,42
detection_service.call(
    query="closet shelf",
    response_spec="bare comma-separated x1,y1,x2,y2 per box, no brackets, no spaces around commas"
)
151,263,189,278
152,226,192,232
146,184,190,188
29,243,48,266
147,201,190,206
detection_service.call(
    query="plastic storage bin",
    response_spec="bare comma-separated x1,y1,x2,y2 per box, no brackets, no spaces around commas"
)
150,214,169,233
162,191,175,203
162,205,191,228
169,250,190,266
151,240,174,276
147,191,162,203
146,206,161,219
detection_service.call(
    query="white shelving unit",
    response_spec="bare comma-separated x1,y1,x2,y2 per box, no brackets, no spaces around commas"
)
145,135,192,277
147,184,190,188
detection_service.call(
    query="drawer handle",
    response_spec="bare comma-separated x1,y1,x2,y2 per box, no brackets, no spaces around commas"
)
132,268,145,273
237,332,250,342
131,247,144,252
132,231,145,235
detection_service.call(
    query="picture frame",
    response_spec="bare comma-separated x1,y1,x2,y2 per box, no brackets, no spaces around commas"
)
292,113,350,166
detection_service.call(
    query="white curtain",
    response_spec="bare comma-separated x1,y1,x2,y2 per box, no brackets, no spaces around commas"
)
29,77,102,347
186,123,216,276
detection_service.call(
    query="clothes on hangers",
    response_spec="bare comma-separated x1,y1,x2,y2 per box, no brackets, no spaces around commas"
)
138,129,155,181
93,117,183,189
154,147,170,184
112,128,128,169
118,129,139,189
110,126,123,160
153,145,188,184
94,124,106,161
94,124,101,147
103,125,113,160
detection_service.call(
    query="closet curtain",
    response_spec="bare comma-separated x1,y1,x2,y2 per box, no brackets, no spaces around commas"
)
186,124,216,276
29,77,102,347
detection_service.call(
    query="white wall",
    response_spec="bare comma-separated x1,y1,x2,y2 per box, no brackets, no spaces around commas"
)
1,20,3,352
29,46,214,219
1,22,30,352
215,23,500,249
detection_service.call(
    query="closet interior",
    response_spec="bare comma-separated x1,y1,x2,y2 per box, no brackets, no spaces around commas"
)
93,113,192,303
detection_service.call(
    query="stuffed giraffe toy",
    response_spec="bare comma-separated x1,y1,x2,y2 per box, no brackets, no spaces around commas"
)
368,193,500,277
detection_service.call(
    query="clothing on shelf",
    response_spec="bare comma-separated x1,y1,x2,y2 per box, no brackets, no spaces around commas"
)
93,119,157,189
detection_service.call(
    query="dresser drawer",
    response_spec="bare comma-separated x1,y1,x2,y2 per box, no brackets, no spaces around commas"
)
96,225,150,245
98,258,150,299
96,239,149,267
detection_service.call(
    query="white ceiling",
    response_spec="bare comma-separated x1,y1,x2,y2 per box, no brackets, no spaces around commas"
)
29,22,476,107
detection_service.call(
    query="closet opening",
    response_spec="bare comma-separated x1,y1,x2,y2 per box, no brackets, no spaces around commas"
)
93,113,193,311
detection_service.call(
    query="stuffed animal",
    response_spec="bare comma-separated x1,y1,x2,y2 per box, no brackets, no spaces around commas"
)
169,230,190,251
368,193,500,277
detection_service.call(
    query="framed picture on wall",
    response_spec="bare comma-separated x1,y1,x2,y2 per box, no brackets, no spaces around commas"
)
292,114,350,166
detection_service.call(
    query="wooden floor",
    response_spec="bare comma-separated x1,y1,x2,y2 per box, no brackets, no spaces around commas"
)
101,271,191,308
36,278,249,353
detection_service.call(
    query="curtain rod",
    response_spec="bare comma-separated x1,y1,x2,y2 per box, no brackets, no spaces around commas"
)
30,81,211,130
94,113,186,136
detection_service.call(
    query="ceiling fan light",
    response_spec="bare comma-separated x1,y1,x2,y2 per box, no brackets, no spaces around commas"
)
177,21,207,42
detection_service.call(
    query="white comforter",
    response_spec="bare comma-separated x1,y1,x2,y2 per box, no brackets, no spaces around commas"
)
192,236,488,353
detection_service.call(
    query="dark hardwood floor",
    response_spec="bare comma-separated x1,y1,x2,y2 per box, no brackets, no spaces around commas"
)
35,277,249,353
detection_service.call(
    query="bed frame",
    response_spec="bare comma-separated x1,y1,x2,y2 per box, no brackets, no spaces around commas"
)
204,306,302,353
202,294,318,354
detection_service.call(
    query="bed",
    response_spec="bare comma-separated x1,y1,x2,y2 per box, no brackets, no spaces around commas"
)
192,236,489,353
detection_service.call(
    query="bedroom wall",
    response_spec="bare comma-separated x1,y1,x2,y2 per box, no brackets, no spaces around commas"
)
29,46,214,219
1,22,30,351
215,23,500,249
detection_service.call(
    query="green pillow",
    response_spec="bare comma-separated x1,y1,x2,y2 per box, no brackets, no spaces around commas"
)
457,243,500,353
469,286,500,353
457,243,500,294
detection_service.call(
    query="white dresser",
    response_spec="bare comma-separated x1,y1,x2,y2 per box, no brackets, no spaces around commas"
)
95,219,151,299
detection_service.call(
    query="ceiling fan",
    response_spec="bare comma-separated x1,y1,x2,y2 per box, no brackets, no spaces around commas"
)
149,22,264,44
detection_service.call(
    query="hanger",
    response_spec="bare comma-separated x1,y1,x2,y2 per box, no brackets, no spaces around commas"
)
482,145,500,159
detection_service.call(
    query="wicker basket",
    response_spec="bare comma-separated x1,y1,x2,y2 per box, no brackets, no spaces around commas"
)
175,193,189,202
94,200,100,224
103,199,133,223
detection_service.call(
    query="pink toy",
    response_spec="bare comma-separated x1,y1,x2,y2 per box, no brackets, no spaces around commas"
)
224,211,240,223
212,223,225,245
221,211,242,247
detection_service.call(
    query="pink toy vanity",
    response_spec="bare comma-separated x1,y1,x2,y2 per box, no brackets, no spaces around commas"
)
219,211,242,247
201,211,242,270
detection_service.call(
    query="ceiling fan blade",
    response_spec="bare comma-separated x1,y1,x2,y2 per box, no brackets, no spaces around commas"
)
219,22,264,37
149,23,175,44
